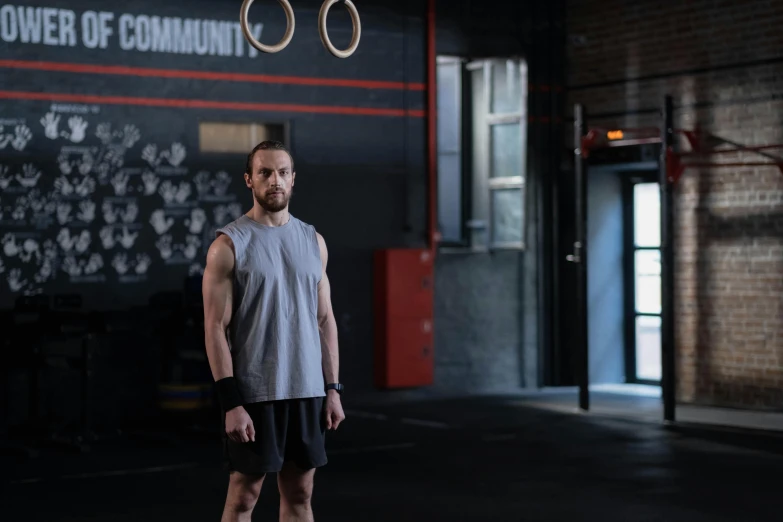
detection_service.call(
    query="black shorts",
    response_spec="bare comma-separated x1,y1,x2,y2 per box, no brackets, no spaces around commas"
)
221,397,328,475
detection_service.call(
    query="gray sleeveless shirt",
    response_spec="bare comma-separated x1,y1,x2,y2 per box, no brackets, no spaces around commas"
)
216,214,326,403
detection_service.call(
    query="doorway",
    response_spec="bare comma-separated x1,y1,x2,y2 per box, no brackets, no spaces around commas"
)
623,174,662,385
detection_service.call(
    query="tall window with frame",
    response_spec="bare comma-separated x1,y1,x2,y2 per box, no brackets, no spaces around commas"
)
469,58,528,249
435,57,529,250
623,176,662,383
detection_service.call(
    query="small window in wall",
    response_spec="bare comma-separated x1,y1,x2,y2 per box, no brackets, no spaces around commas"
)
436,56,465,244
469,58,528,250
199,122,286,153
435,57,528,251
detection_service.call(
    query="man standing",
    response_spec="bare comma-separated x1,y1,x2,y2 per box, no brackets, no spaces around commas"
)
202,140,345,522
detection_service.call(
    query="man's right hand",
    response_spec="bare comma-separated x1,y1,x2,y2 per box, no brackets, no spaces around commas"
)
225,406,255,443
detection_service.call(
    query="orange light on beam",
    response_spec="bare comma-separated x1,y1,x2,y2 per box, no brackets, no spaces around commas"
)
607,130,624,140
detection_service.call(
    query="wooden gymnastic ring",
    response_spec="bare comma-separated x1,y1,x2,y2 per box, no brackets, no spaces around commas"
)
319,0,361,58
240,0,295,54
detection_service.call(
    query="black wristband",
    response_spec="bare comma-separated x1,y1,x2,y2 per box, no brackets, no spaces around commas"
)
215,377,244,412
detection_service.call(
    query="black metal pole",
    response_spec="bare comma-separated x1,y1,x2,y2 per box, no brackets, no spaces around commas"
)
573,104,589,411
660,95,676,422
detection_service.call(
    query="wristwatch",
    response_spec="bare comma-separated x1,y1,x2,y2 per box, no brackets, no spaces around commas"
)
325,383,344,395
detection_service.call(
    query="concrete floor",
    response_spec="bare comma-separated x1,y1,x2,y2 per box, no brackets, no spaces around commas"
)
2,393,782,522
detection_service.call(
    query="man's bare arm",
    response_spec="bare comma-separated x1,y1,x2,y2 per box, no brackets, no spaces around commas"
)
316,233,339,385
203,234,235,382
203,234,255,441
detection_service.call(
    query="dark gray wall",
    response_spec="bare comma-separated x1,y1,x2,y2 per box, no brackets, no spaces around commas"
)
587,169,625,384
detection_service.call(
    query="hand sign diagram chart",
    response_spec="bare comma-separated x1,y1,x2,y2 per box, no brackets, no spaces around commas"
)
0,102,242,306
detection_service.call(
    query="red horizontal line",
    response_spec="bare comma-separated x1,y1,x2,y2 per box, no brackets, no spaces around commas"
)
0,90,425,118
0,59,425,91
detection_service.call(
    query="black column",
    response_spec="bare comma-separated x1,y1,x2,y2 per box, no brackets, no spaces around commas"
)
573,104,589,411
660,95,676,422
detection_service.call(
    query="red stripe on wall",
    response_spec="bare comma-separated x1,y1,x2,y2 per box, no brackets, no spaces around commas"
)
0,59,426,91
0,90,426,118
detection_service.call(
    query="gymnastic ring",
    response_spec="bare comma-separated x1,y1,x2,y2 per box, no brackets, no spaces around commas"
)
240,0,295,54
319,0,362,58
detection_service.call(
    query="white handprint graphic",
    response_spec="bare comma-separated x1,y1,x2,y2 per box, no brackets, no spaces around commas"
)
122,125,141,149
121,202,139,223
99,226,116,249
194,171,212,197
161,143,187,167
2,233,21,257
182,235,201,260
96,162,110,181
74,230,91,254
95,123,112,145
112,252,129,275
0,126,11,149
40,113,60,140
174,182,192,204
0,165,12,189
42,199,56,217
35,258,54,283
27,190,44,214
54,176,75,196
78,150,95,176
135,253,151,275
57,228,77,252
213,171,231,197
149,209,174,235
11,196,28,220
111,172,130,196
16,164,41,188
56,203,73,225
12,125,32,151
77,200,96,223
8,268,27,292
117,227,138,249
58,153,73,175
105,145,125,168
158,180,177,204
156,235,173,260
187,208,207,234
19,239,40,263
141,171,160,196
189,263,205,277
75,176,96,197
102,201,119,224
61,256,83,277
83,253,103,275
66,116,88,143
42,239,57,260
142,144,159,167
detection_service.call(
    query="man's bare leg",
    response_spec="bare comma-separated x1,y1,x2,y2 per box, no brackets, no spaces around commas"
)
277,462,316,522
222,471,266,522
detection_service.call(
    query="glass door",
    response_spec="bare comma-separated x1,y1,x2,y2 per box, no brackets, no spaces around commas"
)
625,178,662,383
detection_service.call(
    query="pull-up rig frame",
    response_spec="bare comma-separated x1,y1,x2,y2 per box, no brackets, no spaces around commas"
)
571,95,783,424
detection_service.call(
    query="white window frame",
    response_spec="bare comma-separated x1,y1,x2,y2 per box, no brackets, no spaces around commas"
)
467,58,528,251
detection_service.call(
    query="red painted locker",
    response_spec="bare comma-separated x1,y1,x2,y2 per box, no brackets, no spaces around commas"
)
374,249,434,388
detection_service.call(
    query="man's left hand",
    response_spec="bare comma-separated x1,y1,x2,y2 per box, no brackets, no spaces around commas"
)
324,390,345,430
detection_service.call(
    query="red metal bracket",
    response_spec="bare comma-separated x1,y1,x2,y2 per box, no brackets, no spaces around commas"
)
667,147,686,185
580,125,783,185
580,129,600,159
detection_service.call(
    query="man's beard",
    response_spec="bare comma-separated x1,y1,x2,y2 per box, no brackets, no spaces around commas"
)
255,189,290,212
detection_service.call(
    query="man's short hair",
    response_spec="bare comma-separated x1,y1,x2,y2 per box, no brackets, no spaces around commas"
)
245,140,295,175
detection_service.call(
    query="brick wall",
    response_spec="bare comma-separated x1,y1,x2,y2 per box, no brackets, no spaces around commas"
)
567,0,783,410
